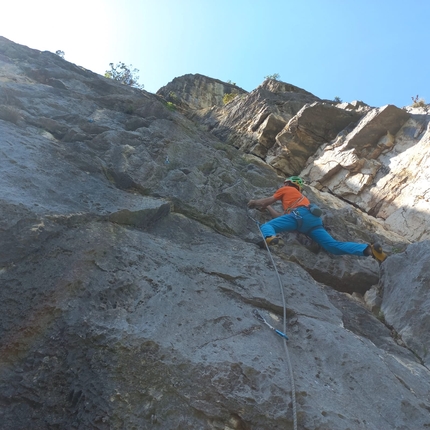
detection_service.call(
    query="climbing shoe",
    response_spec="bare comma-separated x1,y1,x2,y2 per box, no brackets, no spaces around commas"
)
257,235,283,249
366,243,387,263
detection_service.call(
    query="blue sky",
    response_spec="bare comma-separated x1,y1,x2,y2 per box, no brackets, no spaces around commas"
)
1,0,429,108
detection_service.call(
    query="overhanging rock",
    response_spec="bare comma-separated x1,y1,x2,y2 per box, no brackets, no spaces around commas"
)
303,104,410,193
343,104,410,156
267,102,363,175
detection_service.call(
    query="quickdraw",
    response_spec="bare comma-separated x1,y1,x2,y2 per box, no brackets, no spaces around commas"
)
253,309,289,340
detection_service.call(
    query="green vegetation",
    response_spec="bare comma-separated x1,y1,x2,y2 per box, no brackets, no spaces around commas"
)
166,101,176,111
334,96,342,103
165,92,179,110
168,91,178,102
264,73,280,81
105,62,144,89
223,93,238,104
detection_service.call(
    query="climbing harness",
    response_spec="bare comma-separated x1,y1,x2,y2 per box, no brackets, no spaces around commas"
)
247,209,298,430
291,207,325,236
284,195,305,214
292,209,302,221
253,309,288,340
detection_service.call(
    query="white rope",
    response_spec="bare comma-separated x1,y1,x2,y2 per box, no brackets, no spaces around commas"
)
250,212,298,430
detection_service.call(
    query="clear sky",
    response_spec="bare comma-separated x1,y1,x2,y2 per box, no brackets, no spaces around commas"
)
1,0,429,108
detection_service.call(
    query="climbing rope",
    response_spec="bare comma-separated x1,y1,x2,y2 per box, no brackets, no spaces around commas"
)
247,210,298,430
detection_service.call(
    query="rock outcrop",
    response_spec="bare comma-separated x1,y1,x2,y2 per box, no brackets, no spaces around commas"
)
157,73,247,110
303,105,430,241
266,101,363,174
1,36,430,430
198,79,323,158
168,73,429,242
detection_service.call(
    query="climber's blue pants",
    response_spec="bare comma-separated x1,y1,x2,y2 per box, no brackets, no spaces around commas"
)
260,207,368,256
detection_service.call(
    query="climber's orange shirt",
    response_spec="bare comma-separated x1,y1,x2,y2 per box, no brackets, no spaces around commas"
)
273,186,310,212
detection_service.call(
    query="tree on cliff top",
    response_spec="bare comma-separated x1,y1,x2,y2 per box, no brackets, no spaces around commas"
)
264,73,280,81
104,62,144,89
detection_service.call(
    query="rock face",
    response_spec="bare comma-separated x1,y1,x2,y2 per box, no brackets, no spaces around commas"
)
266,101,363,174
157,73,247,110
380,241,430,367
167,71,427,242
302,105,430,242
1,36,430,430
303,104,411,193
198,79,323,159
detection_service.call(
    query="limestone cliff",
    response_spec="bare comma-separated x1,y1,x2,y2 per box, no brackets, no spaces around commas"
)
1,36,429,430
157,73,247,111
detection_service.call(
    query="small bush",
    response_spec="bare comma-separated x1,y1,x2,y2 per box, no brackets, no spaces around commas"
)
411,95,426,108
223,93,237,104
264,73,280,81
105,62,144,89
166,102,176,111
334,96,342,103
168,91,178,102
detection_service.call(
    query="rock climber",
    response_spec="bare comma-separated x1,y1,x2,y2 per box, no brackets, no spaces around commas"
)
247,176,387,263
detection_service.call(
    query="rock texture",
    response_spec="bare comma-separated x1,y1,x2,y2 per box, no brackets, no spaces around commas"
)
266,102,363,175
302,106,430,242
1,36,430,430
167,73,429,242
196,79,323,158
157,73,247,110
380,241,430,367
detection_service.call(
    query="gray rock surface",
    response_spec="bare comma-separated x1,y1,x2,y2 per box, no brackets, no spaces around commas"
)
1,36,429,430
380,241,430,367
